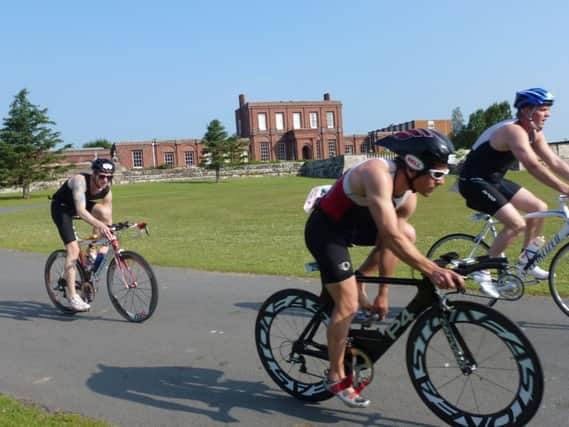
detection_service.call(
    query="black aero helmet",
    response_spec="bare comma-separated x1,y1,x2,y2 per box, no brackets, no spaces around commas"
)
91,158,115,174
376,129,455,171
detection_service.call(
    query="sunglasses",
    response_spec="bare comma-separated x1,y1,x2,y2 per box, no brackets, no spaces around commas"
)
98,173,113,180
428,169,449,180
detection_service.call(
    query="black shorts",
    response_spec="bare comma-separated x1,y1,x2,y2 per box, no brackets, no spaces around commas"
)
51,201,79,244
458,177,521,216
304,207,377,284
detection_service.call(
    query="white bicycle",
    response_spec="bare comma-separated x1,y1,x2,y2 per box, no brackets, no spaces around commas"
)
427,194,569,316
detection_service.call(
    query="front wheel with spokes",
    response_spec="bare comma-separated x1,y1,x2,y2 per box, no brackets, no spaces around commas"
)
106,250,158,322
548,242,569,317
255,288,332,402
406,300,543,427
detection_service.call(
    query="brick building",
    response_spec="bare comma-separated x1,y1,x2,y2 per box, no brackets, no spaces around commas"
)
235,93,347,161
112,138,203,169
57,97,453,170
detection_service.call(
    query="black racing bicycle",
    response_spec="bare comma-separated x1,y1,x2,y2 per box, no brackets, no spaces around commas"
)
254,255,543,426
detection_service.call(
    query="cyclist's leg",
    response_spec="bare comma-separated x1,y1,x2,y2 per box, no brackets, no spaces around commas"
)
305,210,368,407
51,202,83,303
509,186,548,248
490,203,526,256
461,177,525,257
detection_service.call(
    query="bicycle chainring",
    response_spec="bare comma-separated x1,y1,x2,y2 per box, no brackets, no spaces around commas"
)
496,273,524,301
80,281,96,303
347,347,374,391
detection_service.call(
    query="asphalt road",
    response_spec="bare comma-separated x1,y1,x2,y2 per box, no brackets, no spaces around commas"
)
0,248,568,426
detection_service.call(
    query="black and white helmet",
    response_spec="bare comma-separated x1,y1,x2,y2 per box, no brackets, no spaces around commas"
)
91,158,115,174
376,129,455,171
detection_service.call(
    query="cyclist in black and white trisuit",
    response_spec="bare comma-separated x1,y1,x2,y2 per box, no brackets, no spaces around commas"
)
305,129,463,409
50,158,115,311
459,88,569,298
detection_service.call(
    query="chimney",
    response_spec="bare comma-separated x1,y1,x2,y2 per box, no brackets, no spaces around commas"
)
239,94,246,107
323,93,331,101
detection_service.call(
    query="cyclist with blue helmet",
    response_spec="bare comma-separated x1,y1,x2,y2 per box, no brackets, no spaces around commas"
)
50,158,116,311
459,88,569,297
304,129,463,408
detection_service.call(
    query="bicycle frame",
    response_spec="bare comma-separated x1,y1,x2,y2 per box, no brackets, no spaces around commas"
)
294,257,507,371
467,195,569,278
75,222,148,287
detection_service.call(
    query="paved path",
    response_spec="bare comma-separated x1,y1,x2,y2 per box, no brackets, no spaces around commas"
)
0,248,567,426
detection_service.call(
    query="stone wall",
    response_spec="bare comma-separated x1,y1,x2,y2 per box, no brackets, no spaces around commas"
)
0,162,304,193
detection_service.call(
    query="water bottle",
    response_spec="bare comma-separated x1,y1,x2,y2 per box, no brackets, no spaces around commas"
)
93,253,105,272
520,236,546,264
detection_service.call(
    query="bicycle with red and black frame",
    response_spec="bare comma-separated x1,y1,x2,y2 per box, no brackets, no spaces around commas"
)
44,220,158,322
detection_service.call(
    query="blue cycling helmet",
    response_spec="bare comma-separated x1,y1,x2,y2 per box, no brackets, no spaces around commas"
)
514,88,554,109
376,129,455,171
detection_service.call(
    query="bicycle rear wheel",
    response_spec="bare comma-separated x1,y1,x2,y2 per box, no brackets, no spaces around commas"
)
106,250,158,322
548,242,569,317
427,233,498,306
44,250,86,315
406,301,543,427
255,288,332,402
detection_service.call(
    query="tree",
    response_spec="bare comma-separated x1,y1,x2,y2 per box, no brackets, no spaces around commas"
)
451,101,512,149
225,136,250,164
200,119,241,183
83,138,112,149
0,89,71,198
451,107,464,135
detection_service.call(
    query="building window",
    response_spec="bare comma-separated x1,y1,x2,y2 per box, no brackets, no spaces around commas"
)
277,142,286,160
360,142,370,153
428,120,435,129
260,142,270,161
293,112,302,129
328,139,337,157
164,152,174,166
275,112,284,131
309,112,318,129
345,145,353,154
326,112,335,129
184,151,194,166
258,113,267,131
316,141,321,159
132,150,143,168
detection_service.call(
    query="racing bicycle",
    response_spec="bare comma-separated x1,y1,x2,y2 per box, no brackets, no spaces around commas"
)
254,256,543,426
427,194,569,316
44,220,158,322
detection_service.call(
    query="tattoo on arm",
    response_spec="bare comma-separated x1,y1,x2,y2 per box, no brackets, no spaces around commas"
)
71,176,87,211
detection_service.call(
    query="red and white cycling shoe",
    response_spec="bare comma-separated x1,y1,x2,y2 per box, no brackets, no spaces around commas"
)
323,371,370,408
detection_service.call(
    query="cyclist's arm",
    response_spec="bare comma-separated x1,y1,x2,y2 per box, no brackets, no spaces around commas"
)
362,165,449,280
532,135,569,183
503,127,569,194
70,175,111,233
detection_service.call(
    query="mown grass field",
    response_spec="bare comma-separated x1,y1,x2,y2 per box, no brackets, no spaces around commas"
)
0,171,565,293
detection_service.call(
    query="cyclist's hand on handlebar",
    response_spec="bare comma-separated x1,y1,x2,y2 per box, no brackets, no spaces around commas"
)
97,222,113,240
427,267,464,291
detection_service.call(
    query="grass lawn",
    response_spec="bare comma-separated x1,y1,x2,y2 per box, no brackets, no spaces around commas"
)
0,172,566,293
0,394,115,427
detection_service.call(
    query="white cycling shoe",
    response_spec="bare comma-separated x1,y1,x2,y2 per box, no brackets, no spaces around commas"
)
68,294,90,312
471,270,500,299
515,262,549,280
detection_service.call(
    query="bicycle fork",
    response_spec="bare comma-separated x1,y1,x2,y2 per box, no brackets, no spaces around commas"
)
439,301,477,375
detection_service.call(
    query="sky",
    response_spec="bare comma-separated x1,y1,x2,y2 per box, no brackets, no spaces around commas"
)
1,0,568,147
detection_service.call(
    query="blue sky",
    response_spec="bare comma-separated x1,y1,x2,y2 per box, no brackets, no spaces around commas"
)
1,1,568,146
